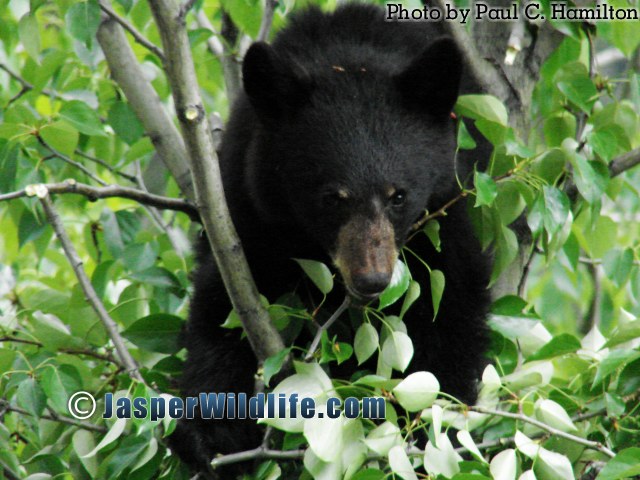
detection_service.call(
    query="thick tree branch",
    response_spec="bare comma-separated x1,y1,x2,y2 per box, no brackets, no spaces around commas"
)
0,399,107,433
149,0,285,362
96,9,195,201
609,147,640,178
257,0,278,42
98,1,165,61
39,193,144,383
0,180,198,220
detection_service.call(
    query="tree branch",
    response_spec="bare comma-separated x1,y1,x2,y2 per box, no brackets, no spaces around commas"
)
211,446,305,470
0,180,198,220
304,296,350,361
74,150,138,183
466,405,615,458
148,0,285,362
39,193,144,383
98,1,165,61
96,6,195,201
257,0,278,42
0,63,72,102
610,147,640,178
37,135,108,186
0,399,107,433
0,336,122,366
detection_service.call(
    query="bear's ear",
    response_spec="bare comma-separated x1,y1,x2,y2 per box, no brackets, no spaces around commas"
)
242,42,312,117
395,37,462,117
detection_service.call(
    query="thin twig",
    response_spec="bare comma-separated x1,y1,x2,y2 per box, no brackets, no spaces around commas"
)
0,336,122,366
0,399,107,433
98,0,165,61
0,180,199,220
466,405,615,458
257,0,278,42
304,296,350,361
74,150,138,183
0,63,71,102
37,135,108,186
211,447,306,470
39,193,145,383
206,403,615,469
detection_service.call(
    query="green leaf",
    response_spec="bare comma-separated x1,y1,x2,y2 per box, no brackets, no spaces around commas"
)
456,95,508,126
108,101,144,145
400,280,420,318
381,331,413,372
354,323,379,365
294,259,333,295
83,417,127,458
379,259,410,309
555,62,598,114
66,0,101,48
528,334,581,361
129,266,182,291
17,377,47,417
73,430,99,477
543,113,576,147
97,433,149,479
350,470,386,480
123,314,183,354
596,448,640,480
474,171,498,207
39,121,79,158
457,120,477,150
389,445,418,480
393,371,439,411
429,269,445,320
423,220,441,252
263,347,290,387
333,341,352,365
18,13,40,61
567,151,609,204
593,350,640,387
18,208,46,248
602,248,634,288
59,100,106,137
40,365,82,413
597,0,640,57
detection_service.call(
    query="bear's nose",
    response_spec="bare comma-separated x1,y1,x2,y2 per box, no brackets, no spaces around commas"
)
351,272,391,299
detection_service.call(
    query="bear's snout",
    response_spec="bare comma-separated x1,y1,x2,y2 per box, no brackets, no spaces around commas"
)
332,214,397,300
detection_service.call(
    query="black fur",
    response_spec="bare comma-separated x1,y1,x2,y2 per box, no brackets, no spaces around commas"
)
172,3,492,473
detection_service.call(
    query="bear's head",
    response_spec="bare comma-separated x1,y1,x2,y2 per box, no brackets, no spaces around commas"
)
242,38,462,300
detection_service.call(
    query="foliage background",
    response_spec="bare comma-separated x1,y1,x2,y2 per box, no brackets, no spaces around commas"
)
0,0,639,479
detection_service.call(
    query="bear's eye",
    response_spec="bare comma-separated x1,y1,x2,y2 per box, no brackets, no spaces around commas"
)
390,190,407,207
322,189,349,207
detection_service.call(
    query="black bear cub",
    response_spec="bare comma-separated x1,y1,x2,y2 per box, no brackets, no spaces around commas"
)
173,2,492,472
